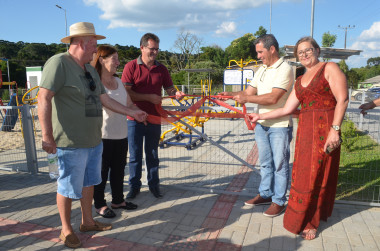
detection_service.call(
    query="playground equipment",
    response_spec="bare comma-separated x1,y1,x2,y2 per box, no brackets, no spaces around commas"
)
223,59,257,91
0,79,21,132
160,80,213,150
0,77,39,133
159,78,249,150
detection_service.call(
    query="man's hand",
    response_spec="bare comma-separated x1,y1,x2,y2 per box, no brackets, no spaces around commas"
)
359,101,376,115
175,91,185,101
233,94,248,104
42,136,57,154
217,92,231,101
149,94,162,105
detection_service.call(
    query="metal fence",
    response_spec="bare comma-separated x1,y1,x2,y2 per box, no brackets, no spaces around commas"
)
0,100,379,206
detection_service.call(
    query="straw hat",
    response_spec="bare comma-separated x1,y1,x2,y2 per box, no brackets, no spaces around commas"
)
61,22,106,44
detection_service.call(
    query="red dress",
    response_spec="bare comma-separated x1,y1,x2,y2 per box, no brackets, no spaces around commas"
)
283,63,341,234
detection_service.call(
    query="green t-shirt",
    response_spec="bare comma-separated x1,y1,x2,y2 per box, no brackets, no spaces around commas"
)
40,52,106,148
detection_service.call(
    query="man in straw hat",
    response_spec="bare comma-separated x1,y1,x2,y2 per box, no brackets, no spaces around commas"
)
38,22,147,248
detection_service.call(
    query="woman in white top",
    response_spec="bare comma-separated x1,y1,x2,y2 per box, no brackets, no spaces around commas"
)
92,45,139,218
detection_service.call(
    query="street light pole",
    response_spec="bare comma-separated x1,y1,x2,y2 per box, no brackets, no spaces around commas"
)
310,0,315,38
338,25,355,49
269,0,272,34
56,4,68,50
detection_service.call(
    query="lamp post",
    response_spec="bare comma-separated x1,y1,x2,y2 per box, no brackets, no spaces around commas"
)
55,4,68,50
269,0,272,34
310,0,315,37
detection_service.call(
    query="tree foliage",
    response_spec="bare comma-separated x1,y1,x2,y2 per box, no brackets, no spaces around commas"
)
367,57,380,67
2,31,380,91
254,26,267,38
225,33,257,61
346,69,360,89
172,30,203,71
322,32,337,48
200,45,228,68
338,60,349,74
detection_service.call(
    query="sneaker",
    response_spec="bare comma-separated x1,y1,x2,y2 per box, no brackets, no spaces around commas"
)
263,203,285,217
244,195,272,206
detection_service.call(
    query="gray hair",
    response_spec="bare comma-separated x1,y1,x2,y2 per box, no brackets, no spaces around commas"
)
254,34,279,52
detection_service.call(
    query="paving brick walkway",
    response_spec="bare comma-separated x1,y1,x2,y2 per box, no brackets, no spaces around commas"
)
0,170,380,250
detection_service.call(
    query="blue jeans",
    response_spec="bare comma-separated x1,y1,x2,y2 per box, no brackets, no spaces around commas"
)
128,120,161,189
255,123,292,206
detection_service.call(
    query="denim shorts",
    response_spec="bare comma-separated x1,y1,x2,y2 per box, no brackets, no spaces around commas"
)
56,142,103,199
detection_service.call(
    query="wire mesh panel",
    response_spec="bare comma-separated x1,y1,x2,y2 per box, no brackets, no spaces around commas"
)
158,114,262,195
0,106,27,171
338,103,380,204
0,106,48,173
2,100,380,205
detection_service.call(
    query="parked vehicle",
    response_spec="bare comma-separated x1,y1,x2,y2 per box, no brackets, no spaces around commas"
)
351,83,380,100
354,87,380,101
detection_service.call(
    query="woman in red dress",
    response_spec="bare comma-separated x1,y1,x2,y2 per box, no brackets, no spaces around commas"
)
248,36,348,240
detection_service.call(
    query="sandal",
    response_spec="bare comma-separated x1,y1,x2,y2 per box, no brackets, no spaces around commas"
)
111,201,138,210
96,207,116,218
301,229,317,240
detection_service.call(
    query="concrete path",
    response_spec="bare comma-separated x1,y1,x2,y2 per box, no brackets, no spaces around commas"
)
0,170,379,250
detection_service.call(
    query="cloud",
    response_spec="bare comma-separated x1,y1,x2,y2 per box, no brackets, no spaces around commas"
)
348,21,380,67
215,22,239,37
83,0,294,37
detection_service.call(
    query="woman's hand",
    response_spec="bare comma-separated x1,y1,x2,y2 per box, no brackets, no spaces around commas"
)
324,128,341,153
246,113,260,123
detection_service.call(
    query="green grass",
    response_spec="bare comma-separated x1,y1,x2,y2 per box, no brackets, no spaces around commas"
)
337,119,380,202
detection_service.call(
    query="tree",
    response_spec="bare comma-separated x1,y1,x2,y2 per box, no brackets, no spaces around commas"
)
321,32,337,62
346,69,360,89
367,57,380,67
172,30,203,70
322,32,337,47
17,43,55,63
225,33,256,61
254,26,267,37
338,60,349,75
200,45,228,68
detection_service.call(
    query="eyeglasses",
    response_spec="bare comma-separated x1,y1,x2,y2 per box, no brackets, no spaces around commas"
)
84,70,96,91
145,46,160,53
298,47,314,57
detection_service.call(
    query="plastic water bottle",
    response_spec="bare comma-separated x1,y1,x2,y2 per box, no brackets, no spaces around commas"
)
47,153,59,179
141,158,148,185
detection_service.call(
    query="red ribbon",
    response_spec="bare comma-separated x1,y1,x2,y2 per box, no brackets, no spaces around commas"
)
146,95,256,130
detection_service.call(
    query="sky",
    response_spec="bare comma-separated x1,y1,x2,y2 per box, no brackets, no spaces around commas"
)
2,0,380,68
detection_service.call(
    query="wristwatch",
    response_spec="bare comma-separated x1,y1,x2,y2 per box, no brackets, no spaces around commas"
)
331,125,341,131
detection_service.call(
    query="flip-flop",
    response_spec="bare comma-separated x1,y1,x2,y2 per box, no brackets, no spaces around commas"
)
111,202,138,210
301,229,317,240
96,207,116,218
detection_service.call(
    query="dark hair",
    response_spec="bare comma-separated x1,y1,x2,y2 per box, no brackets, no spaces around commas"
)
140,33,160,47
91,45,117,78
254,34,279,52
294,36,320,59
